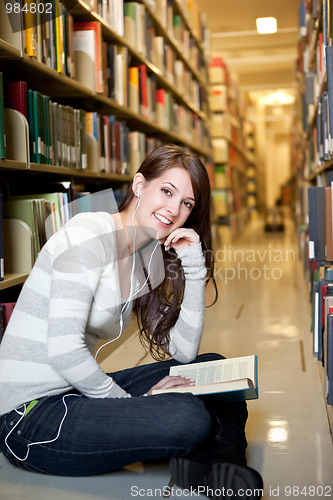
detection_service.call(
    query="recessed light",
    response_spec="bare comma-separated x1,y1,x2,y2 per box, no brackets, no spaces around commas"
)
256,17,277,34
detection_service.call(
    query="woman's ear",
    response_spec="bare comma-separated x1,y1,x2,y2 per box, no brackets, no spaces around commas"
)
132,173,145,197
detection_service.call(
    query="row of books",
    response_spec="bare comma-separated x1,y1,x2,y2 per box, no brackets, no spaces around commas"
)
0,303,15,342
145,0,209,51
298,0,333,141
212,189,246,220
0,73,5,160
1,74,209,168
1,184,130,269
73,21,208,116
211,139,247,171
0,73,165,172
301,51,333,175
311,265,333,405
86,113,163,175
0,0,208,108
0,74,87,167
83,0,209,72
299,2,333,408
123,1,205,80
0,194,3,281
307,184,333,405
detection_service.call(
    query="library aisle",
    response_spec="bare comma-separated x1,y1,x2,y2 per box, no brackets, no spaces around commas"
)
1,214,333,499
202,214,333,497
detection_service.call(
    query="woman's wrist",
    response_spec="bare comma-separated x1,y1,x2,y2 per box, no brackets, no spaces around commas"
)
176,243,207,280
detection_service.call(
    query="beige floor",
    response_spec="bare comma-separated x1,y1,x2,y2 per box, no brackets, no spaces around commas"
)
1,215,333,499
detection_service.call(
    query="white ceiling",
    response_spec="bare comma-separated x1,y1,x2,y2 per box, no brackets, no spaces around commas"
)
196,0,300,95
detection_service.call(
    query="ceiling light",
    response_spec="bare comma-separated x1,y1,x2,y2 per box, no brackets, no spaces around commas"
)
256,17,277,34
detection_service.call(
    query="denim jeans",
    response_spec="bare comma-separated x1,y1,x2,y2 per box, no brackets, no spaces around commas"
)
0,353,247,476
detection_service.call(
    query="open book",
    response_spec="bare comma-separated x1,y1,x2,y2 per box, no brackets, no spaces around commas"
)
152,355,259,402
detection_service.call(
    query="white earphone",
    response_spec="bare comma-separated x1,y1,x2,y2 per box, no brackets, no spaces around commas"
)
136,184,142,198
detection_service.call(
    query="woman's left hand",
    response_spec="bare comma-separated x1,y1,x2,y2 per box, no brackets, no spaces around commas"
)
162,228,200,251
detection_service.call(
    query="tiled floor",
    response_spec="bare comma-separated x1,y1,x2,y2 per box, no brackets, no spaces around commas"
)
1,215,333,499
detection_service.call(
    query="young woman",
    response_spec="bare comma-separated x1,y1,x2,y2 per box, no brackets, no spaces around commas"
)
0,145,263,498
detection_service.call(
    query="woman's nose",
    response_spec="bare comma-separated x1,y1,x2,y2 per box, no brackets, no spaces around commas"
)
166,200,180,216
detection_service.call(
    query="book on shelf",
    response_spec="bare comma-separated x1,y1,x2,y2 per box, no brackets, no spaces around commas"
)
326,310,333,405
2,192,73,260
312,265,333,361
0,193,4,281
312,277,320,357
325,187,333,261
0,72,6,160
308,186,326,262
0,305,4,342
6,81,28,119
124,2,136,48
323,284,333,377
0,302,16,341
0,0,24,54
129,67,140,114
156,88,166,128
139,65,148,119
152,355,259,402
3,218,34,274
3,199,41,262
124,2,146,56
73,22,103,93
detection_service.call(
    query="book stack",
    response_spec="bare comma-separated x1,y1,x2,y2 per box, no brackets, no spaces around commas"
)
208,57,248,237
0,302,16,342
0,72,6,160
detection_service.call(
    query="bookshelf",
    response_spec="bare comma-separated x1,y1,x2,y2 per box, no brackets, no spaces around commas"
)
0,0,212,307
296,0,333,433
208,57,248,241
244,120,258,217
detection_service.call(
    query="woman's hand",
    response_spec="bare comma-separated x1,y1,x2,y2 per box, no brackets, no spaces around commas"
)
162,228,200,252
146,375,195,395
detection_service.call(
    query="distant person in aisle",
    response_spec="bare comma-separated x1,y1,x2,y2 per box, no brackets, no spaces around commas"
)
0,145,263,499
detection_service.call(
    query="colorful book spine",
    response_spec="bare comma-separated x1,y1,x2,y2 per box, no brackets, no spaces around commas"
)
0,72,6,159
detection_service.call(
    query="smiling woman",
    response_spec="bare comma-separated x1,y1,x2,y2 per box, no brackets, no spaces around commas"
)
0,144,262,499
118,144,216,359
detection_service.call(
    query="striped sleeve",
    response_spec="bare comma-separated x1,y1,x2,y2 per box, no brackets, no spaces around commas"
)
168,243,207,363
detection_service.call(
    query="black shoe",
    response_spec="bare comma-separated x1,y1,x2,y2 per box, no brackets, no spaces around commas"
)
169,457,263,499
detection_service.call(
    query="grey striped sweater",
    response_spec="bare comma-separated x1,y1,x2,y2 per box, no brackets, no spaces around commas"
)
0,212,207,416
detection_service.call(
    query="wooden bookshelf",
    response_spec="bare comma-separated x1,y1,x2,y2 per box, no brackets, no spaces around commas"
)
296,0,333,432
0,274,29,290
208,57,249,239
0,0,212,300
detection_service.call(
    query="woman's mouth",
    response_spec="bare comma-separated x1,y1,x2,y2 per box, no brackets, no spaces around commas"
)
154,212,172,226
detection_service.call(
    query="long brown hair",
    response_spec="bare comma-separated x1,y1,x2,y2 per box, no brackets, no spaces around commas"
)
118,144,218,360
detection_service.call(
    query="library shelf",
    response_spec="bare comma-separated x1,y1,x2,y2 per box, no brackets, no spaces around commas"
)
0,274,29,291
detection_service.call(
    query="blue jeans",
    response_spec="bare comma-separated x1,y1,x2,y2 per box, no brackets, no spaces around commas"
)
0,353,247,476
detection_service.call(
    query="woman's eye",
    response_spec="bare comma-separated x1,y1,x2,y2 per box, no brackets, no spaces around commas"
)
162,187,171,196
184,201,193,209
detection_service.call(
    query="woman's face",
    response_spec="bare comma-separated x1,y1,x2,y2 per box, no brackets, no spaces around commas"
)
134,166,195,241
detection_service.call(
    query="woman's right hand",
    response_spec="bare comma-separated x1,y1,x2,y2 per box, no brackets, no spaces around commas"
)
146,375,195,395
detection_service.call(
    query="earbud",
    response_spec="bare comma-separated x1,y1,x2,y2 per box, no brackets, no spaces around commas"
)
136,184,142,198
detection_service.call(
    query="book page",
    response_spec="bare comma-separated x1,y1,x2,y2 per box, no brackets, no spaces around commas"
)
169,356,255,385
